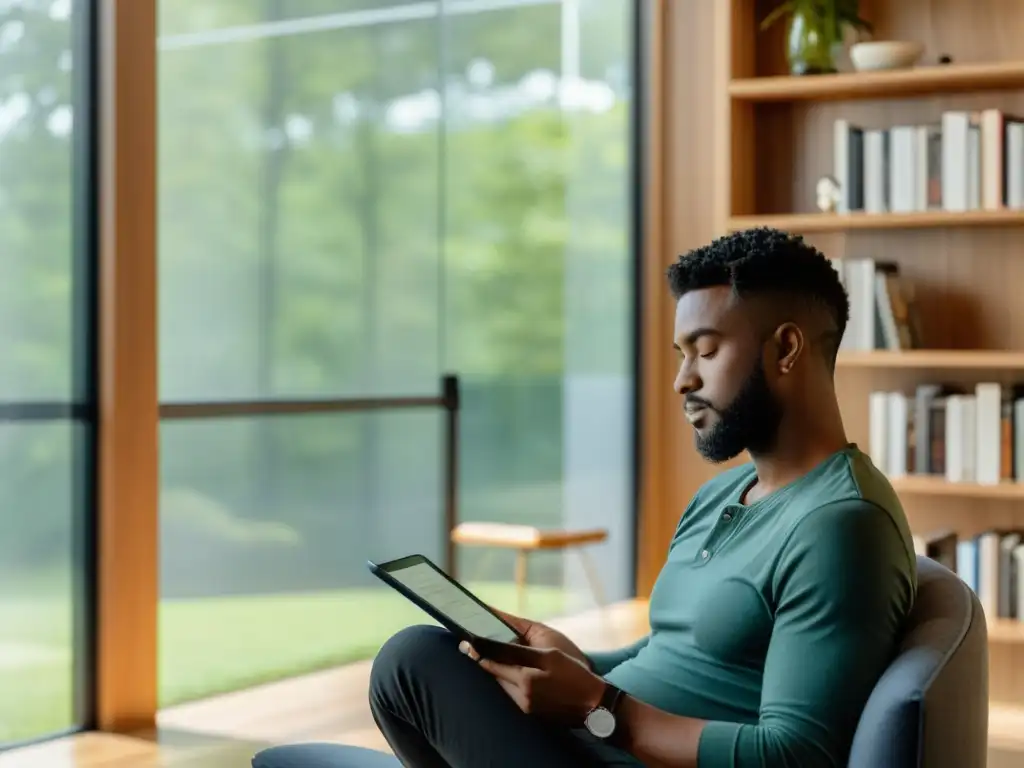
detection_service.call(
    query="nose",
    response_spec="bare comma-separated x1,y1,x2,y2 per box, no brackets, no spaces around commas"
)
674,359,699,396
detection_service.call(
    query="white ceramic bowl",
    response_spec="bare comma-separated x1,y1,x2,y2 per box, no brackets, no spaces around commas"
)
850,41,925,72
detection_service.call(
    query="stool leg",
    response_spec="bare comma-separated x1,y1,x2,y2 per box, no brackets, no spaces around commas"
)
577,548,607,608
515,549,528,615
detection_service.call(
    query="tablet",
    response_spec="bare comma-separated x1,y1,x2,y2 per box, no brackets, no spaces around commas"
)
367,554,523,649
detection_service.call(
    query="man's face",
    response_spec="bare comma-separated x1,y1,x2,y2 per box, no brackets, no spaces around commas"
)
672,286,783,463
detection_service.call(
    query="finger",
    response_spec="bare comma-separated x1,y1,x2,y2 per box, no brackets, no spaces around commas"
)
496,678,528,712
477,657,525,685
460,641,528,681
463,636,545,668
458,641,481,662
489,642,549,669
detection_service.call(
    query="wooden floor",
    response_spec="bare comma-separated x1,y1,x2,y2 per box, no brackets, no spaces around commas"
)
2,598,1023,767
0,601,648,767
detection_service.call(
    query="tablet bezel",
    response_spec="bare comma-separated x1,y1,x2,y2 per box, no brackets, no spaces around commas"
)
367,553,524,646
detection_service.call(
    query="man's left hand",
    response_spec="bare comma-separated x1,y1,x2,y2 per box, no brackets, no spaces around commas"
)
459,640,606,725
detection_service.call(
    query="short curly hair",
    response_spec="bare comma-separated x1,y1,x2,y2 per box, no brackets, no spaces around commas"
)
667,227,849,369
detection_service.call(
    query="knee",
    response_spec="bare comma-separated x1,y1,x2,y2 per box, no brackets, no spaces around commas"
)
369,625,455,703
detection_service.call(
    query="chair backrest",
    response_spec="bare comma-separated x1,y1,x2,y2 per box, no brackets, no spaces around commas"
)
848,555,989,768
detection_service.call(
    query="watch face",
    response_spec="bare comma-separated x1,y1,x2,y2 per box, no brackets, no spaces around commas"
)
585,707,616,739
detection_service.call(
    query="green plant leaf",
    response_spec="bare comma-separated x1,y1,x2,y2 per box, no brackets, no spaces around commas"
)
759,0,873,35
760,1,795,31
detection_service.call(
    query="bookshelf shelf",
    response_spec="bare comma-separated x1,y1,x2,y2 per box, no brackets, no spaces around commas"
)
726,209,1024,234
891,475,1024,500
990,619,1024,644
729,60,1024,103
990,703,1024,751
837,350,1024,370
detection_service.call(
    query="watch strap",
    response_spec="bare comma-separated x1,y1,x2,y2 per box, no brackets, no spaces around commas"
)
598,681,623,714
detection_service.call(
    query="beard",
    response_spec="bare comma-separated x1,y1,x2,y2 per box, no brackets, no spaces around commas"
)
692,358,783,463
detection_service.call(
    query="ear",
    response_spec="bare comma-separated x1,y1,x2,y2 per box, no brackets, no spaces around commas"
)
771,322,803,375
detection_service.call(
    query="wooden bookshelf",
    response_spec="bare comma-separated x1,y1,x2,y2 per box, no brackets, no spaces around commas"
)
727,209,1024,233
836,350,1024,370
729,60,1024,103
706,0,1024,756
891,475,1024,501
991,703,1024,752
991,619,1024,644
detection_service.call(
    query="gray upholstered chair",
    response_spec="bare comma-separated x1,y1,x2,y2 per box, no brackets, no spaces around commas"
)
848,554,989,768
252,555,989,768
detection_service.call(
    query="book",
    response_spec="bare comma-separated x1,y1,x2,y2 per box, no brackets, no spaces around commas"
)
868,381,1024,484
832,108,1024,215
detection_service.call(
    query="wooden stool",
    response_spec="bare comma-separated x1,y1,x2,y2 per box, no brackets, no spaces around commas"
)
451,522,609,614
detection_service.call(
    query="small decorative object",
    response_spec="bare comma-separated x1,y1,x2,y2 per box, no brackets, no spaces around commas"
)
816,175,841,213
850,40,925,71
761,1,872,76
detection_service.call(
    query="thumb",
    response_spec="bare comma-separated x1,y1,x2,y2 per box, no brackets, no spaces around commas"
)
458,641,481,661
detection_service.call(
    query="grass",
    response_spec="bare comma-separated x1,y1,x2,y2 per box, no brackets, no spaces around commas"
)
0,581,567,744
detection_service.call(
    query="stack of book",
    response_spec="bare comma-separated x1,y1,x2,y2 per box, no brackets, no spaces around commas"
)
831,257,921,352
867,383,1024,484
833,108,1024,214
915,528,1023,622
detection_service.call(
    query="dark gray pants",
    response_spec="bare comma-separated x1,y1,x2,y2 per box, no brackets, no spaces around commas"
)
369,625,642,768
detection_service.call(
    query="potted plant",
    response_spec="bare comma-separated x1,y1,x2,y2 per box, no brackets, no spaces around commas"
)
761,0,872,75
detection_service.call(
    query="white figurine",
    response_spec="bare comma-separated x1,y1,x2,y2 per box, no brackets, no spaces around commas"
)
816,175,840,213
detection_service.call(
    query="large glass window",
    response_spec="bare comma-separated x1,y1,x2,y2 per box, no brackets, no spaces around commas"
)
157,0,635,708
0,0,95,746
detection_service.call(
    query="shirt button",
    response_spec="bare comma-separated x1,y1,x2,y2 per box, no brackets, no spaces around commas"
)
701,549,710,560
722,512,732,521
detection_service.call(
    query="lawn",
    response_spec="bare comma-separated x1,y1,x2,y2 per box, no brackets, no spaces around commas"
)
0,581,567,744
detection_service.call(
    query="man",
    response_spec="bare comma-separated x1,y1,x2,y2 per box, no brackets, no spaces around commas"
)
369,228,918,767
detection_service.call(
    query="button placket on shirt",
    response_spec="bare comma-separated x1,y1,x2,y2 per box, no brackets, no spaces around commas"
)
696,505,740,565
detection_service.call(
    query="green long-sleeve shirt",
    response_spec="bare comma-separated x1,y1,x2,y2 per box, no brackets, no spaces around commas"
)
589,445,917,768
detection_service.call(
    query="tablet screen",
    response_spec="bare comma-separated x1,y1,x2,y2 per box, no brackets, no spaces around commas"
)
389,561,518,643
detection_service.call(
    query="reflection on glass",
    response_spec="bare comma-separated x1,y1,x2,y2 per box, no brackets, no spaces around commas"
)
0,424,81,743
157,0,634,706
160,411,449,704
158,9,440,402
0,0,78,403
0,0,88,746
444,0,634,607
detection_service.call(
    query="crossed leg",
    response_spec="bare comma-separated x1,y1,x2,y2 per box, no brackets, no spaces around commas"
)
368,625,642,768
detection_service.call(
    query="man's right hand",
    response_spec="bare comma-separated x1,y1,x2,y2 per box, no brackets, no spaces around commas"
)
492,608,591,668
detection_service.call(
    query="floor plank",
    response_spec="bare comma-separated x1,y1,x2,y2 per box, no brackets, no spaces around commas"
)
0,601,649,767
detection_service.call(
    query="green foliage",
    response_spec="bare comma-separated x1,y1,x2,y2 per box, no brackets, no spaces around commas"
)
760,0,872,36
161,488,302,546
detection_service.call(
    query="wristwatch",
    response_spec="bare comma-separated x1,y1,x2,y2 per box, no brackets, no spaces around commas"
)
584,682,623,739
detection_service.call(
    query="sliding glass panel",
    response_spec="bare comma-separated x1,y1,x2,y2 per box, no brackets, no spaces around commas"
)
158,2,441,402
0,0,79,403
443,0,635,613
158,410,449,706
0,0,94,747
156,0,636,705
0,423,84,743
